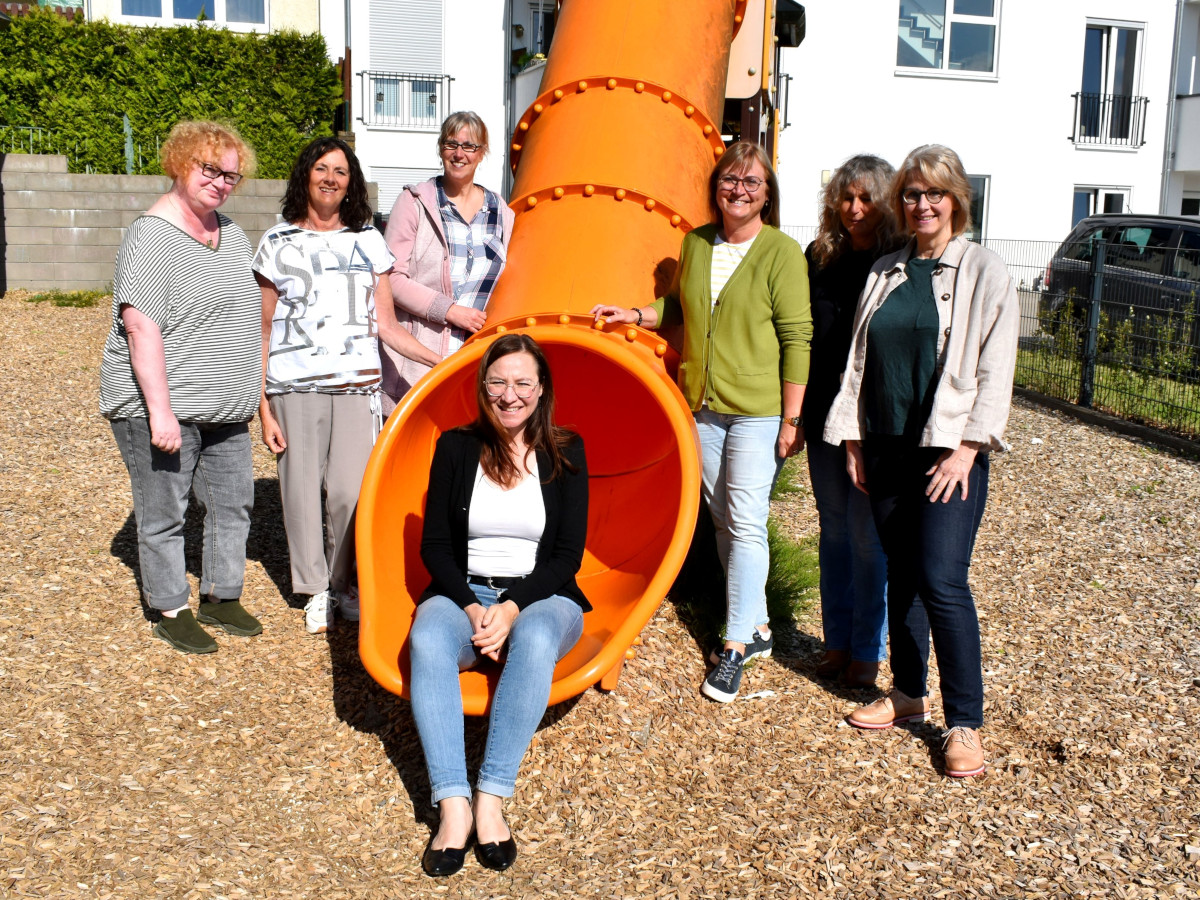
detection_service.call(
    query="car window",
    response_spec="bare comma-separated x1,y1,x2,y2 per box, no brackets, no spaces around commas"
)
1107,225,1173,274
1062,228,1106,262
1171,229,1200,281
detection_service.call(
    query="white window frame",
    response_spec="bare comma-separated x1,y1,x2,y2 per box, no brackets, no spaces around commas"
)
527,1,555,56
1073,184,1131,224
1180,192,1200,217
1083,19,1145,98
966,174,989,241
895,0,1002,82
114,0,269,33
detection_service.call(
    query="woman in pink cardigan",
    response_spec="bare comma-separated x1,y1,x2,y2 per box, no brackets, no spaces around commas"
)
381,111,516,414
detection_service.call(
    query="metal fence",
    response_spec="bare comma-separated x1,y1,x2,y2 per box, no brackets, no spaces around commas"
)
0,123,161,175
357,72,452,131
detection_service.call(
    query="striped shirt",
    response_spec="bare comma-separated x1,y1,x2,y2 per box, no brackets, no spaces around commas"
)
437,180,507,352
710,233,758,306
253,223,395,395
99,214,262,423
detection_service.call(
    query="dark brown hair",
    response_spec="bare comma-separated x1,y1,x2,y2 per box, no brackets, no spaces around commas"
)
466,334,577,486
281,136,373,231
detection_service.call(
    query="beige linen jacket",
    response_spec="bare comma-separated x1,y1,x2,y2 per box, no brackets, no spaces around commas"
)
822,234,1019,452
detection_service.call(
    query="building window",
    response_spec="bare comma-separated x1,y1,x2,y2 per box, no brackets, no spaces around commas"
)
897,0,999,76
528,1,556,55
1074,21,1146,146
122,0,161,14
966,174,988,241
118,0,265,26
1181,195,1200,217
410,79,438,122
1073,186,1129,226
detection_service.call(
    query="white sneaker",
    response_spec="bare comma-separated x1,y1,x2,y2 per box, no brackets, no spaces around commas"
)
334,586,359,622
304,590,334,634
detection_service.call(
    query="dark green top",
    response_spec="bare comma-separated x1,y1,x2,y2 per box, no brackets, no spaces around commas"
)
864,256,940,438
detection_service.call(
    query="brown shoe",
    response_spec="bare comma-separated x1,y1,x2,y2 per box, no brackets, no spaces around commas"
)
814,649,850,678
942,726,986,777
842,659,879,689
846,689,930,730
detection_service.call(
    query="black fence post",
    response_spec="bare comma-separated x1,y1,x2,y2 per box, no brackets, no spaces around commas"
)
1079,239,1106,408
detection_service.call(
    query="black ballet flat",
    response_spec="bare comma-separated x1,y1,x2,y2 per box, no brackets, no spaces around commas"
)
474,835,518,871
422,837,470,877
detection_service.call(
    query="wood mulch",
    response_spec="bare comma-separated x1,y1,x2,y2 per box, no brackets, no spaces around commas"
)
1,290,1197,898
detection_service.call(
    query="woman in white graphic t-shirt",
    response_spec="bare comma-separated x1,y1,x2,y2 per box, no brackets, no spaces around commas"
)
254,137,439,636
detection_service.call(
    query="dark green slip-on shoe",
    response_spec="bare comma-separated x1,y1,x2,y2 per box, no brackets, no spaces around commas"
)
153,609,218,654
197,599,263,637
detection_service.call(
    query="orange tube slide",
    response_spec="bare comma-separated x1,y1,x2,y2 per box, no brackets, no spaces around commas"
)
358,0,738,714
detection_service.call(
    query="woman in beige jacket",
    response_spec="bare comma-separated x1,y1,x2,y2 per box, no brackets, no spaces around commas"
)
823,145,1018,778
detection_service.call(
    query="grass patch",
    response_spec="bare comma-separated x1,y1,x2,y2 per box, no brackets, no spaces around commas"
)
771,454,807,499
670,510,820,652
24,289,108,308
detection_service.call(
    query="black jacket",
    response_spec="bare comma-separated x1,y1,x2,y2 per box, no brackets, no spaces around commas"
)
419,428,591,612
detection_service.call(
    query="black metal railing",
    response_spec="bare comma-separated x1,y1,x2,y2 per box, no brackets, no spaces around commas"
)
1070,92,1149,148
358,72,452,130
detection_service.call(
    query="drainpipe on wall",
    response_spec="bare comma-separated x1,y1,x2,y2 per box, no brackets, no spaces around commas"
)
1161,0,1185,214
339,0,354,148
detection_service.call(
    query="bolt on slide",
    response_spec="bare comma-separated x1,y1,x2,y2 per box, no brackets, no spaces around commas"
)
357,0,747,713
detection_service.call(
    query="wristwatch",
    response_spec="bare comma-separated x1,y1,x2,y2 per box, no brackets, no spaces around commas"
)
785,415,803,427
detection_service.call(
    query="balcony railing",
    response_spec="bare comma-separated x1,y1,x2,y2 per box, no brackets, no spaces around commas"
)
1070,92,1148,148
358,72,453,131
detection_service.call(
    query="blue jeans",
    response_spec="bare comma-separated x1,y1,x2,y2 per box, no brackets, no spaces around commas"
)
110,418,254,611
409,584,584,804
806,437,888,662
864,437,989,729
694,409,784,644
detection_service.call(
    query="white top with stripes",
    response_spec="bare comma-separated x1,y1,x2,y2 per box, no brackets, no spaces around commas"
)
99,213,262,423
709,232,758,306
253,223,396,395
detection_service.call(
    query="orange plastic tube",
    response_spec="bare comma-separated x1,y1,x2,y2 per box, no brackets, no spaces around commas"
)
358,0,737,715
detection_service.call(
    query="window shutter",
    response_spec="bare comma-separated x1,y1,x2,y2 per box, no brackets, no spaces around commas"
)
370,0,443,74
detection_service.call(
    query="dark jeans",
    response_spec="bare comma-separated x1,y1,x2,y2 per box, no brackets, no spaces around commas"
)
864,436,988,729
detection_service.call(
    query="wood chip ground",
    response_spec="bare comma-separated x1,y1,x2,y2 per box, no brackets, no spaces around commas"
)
1,292,1197,898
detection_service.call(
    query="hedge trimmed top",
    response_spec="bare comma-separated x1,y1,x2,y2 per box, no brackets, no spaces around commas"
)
0,7,341,179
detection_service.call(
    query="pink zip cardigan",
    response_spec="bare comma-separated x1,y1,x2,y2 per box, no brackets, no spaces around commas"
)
381,178,515,414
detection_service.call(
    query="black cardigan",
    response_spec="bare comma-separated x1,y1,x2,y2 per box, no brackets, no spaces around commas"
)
419,428,591,613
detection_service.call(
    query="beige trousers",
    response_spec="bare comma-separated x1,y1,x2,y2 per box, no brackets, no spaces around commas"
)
269,392,374,596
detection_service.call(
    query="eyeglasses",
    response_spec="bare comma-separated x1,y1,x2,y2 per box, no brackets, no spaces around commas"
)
901,187,946,205
441,140,483,154
718,174,765,193
485,379,539,399
194,159,244,186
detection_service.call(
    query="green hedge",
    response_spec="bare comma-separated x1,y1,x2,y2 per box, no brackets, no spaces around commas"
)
0,7,341,178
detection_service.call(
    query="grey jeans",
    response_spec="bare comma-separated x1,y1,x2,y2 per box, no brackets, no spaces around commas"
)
110,418,254,611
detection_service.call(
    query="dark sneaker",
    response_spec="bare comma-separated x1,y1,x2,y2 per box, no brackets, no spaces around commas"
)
701,648,745,703
153,609,218,654
197,599,262,637
708,628,773,666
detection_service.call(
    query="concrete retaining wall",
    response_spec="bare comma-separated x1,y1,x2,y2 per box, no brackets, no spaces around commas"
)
0,153,378,294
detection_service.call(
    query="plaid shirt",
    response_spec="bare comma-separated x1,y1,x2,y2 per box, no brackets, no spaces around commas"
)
437,180,506,350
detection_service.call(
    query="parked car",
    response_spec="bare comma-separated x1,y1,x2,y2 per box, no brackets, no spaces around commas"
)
1040,214,1200,367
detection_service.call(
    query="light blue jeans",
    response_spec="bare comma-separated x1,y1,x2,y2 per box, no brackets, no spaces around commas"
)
110,418,253,610
806,436,888,662
409,584,584,805
694,409,785,645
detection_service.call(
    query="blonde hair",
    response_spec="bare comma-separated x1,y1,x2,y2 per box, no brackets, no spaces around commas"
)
437,111,489,156
810,154,900,268
891,144,973,238
710,141,780,228
160,120,256,186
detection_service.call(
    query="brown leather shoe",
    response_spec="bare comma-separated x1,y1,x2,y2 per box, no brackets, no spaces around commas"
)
842,659,879,689
942,726,986,777
814,649,850,678
846,689,930,730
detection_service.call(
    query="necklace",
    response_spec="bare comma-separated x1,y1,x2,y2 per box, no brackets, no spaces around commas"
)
168,193,217,248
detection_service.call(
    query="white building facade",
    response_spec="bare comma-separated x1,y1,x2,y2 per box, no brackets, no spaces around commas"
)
776,0,1180,242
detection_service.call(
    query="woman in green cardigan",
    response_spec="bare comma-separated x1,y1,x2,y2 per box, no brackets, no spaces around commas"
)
592,141,812,702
